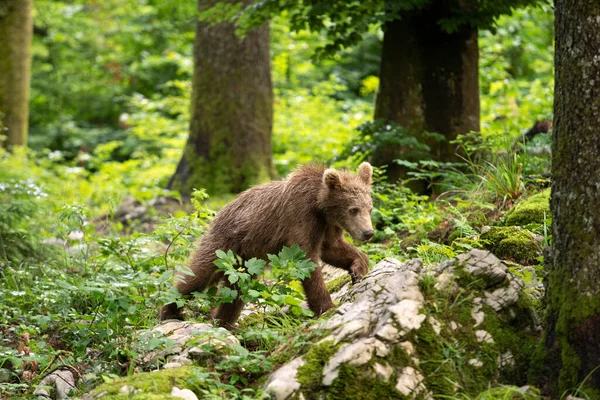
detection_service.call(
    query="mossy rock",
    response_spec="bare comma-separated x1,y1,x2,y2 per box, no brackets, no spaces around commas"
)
504,189,550,227
480,226,541,265
296,341,406,400
89,366,195,400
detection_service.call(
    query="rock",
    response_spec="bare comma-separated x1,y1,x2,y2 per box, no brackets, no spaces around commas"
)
264,357,305,400
456,249,508,287
427,317,441,335
475,330,494,344
33,369,76,399
119,385,141,394
373,362,394,381
171,386,199,400
163,362,184,369
504,189,550,227
434,271,455,291
468,359,484,367
322,338,389,385
484,275,524,311
399,341,415,356
375,323,400,343
263,255,540,399
471,298,485,327
140,321,240,368
390,300,426,335
395,367,428,398
498,351,515,369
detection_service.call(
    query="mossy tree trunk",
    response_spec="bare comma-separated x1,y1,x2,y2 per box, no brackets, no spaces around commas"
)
168,0,275,195
531,0,600,395
373,7,480,190
0,0,33,148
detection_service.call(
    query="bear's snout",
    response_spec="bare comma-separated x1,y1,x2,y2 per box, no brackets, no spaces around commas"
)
362,230,374,241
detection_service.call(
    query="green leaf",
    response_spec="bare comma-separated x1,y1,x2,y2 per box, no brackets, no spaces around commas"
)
245,258,266,276
283,295,302,306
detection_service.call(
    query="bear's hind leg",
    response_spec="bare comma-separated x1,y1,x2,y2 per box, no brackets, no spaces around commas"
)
211,294,245,329
159,250,223,321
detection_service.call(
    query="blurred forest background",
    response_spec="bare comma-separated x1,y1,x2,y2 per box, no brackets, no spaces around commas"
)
0,0,571,398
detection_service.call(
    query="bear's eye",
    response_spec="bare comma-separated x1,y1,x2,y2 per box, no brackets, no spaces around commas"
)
349,208,360,216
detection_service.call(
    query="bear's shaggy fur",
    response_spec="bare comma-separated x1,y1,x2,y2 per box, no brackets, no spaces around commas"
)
160,163,374,326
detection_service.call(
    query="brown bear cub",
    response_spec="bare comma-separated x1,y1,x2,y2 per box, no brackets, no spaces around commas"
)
160,162,375,327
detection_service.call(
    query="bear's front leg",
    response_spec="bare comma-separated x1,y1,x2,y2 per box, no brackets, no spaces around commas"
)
321,237,369,283
302,265,335,316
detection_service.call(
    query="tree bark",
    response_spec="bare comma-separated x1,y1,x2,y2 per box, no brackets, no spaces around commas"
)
168,0,275,195
373,9,480,190
0,0,33,148
531,0,600,395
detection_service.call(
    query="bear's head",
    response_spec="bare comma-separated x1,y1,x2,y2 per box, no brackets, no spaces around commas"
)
320,162,374,241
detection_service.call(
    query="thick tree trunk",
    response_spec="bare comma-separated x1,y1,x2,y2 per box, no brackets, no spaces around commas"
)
373,10,479,189
168,0,274,195
531,0,600,395
0,0,33,148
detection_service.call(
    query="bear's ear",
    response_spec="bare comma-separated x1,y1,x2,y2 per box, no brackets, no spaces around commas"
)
358,162,373,186
323,168,343,190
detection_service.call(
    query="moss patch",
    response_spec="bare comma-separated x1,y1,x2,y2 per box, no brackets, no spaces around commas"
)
327,363,406,400
296,341,340,398
479,300,538,385
91,366,195,400
480,226,541,265
474,385,541,399
504,189,550,227
326,274,351,294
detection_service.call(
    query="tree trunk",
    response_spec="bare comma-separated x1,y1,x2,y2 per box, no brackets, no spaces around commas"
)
531,0,600,395
168,0,274,195
0,0,33,148
373,9,480,190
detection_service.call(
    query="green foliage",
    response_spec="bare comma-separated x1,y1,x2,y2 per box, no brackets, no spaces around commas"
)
30,0,195,152
479,5,554,142
272,80,370,175
335,120,443,167
204,0,548,58
194,245,318,318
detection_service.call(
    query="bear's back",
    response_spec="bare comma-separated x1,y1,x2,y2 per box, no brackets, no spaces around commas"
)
206,166,327,258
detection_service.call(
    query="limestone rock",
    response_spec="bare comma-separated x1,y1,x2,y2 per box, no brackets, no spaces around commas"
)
456,249,508,287
140,321,240,368
322,338,389,385
484,275,524,311
373,362,394,381
171,386,199,400
264,357,305,400
263,253,539,399
33,369,76,399
395,367,429,399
